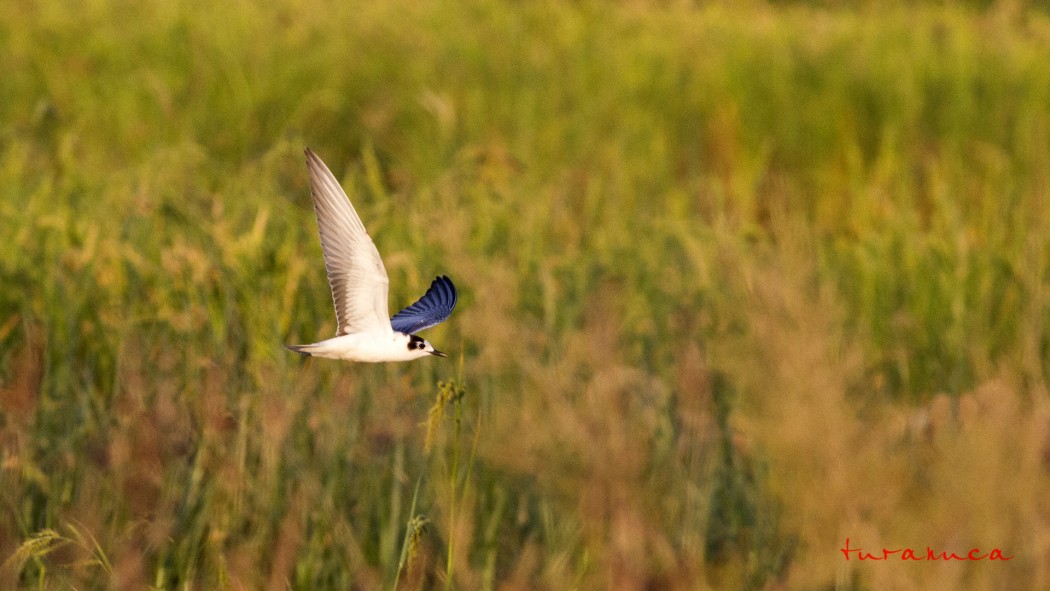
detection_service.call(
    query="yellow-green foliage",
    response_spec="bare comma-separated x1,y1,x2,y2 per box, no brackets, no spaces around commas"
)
2,0,1050,589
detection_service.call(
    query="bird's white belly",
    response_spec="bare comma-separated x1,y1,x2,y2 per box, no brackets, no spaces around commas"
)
301,332,417,363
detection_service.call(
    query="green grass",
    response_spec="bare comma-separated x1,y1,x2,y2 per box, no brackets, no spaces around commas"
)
2,0,1050,588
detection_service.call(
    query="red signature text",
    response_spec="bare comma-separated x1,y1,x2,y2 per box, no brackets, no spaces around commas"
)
841,538,1013,561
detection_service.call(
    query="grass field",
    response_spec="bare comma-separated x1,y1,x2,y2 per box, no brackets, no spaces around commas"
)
2,0,1050,589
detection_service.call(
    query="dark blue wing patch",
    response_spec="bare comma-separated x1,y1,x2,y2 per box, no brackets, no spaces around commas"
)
390,275,457,334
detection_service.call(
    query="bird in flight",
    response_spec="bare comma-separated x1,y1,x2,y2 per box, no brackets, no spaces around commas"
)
285,148,457,362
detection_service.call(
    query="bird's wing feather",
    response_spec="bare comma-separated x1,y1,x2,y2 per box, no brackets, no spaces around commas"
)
305,148,391,335
390,275,457,334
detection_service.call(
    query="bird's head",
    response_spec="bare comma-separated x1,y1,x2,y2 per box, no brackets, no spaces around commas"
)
407,334,447,358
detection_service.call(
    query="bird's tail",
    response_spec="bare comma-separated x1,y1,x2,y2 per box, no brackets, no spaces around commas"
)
284,344,313,357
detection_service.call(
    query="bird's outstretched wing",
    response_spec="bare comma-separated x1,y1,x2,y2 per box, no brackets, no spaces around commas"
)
390,275,457,334
304,148,391,335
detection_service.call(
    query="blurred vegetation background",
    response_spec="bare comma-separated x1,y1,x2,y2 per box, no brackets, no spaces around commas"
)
2,0,1050,589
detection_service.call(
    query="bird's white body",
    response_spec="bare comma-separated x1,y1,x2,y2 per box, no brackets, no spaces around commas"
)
285,148,456,363
288,331,434,363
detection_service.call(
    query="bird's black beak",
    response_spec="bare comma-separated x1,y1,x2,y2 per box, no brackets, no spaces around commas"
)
431,349,448,358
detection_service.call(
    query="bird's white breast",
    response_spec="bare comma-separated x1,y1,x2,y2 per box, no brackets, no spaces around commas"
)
297,331,427,363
